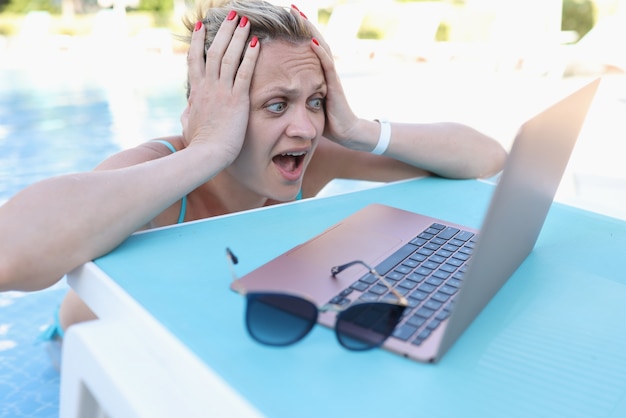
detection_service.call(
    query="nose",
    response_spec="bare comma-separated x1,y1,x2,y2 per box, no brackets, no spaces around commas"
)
285,105,318,140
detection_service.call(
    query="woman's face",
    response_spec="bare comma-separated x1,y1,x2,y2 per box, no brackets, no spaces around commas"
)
226,39,326,201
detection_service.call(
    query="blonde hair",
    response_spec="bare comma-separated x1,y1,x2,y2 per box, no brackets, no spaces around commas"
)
182,0,312,54
180,1,313,97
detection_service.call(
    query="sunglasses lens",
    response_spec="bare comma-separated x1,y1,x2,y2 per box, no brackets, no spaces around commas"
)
335,302,405,351
245,293,317,346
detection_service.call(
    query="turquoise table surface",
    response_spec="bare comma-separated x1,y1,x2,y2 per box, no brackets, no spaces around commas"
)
94,177,626,418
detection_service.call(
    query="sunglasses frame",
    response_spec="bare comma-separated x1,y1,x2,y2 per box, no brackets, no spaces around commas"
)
226,248,408,350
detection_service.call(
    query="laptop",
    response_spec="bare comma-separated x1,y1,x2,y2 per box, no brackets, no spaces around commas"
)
231,78,600,363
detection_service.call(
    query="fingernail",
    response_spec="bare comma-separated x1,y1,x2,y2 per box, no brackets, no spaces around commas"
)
250,36,258,48
299,11,308,20
291,4,300,12
312,38,320,46
194,21,202,31
239,16,249,28
227,10,237,21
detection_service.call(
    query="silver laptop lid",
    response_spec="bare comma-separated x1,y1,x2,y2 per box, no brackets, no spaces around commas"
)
437,78,601,360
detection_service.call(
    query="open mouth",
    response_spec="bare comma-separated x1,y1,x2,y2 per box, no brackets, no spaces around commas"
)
272,151,306,174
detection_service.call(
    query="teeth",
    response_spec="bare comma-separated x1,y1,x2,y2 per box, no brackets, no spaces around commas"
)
282,151,306,157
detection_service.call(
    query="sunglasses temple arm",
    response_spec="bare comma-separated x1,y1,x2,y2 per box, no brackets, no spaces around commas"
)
369,269,408,306
332,260,408,306
226,248,247,295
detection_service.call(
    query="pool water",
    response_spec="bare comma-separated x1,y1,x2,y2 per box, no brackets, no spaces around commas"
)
0,52,188,204
0,50,189,417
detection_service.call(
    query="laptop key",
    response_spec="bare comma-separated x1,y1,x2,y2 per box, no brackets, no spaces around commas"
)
411,329,432,345
359,293,379,302
407,272,426,283
431,238,447,245
437,227,460,240
375,243,419,275
424,299,442,311
435,310,450,321
418,232,434,240
392,323,418,341
431,291,450,303
426,319,442,330
351,281,370,292
446,258,464,268
410,237,427,246
455,231,474,241
360,274,378,285
439,285,458,296
406,314,427,328
415,307,435,319
428,255,446,264
409,290,429,301
329,296,350,306
417,248,434,257
402,259,419,268
369,284,388,295
425,277,444,286
409,253,427,262
387,271,406,281
433,269,451,279
394,265,412,275
398,280,418,290
417,283,437,293
452,252,469,261
447,278,462,288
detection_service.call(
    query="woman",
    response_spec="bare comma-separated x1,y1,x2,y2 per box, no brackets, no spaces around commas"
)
0,0,506,335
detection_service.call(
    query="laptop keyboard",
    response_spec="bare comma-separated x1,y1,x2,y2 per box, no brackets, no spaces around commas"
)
328,223,477,346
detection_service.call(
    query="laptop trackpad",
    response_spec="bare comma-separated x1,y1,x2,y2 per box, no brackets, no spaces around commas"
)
286,223,401,271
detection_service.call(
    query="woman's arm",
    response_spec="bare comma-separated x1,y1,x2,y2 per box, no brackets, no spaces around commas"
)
304,123,505,198
0,140,225,291
0,16,260,292
298,8,506,185
322,119,508,180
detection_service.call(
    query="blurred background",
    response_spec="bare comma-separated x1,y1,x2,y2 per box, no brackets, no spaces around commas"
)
0,1,625,417
1,0,625,216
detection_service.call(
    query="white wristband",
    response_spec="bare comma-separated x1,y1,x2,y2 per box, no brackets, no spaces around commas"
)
371,118,391,155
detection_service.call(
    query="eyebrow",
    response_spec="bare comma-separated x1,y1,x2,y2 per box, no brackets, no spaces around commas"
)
263,81,327,97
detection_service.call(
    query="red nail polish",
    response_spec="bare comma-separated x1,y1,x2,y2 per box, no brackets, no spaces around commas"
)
250,36,258,48
194,21,202,31
239,16,248,28
227,10,237,21
312,38,320,46
291,4,300,12
299,11,308,20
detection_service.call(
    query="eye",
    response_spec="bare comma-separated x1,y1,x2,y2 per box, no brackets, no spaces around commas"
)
308,97,325,110
266,102,287,113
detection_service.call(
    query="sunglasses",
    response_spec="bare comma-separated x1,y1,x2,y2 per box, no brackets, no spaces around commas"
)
226,248,408,351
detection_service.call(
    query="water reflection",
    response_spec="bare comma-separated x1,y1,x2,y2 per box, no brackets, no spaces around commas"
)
0,52,187,204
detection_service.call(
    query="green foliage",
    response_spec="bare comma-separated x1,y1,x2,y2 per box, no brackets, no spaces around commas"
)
0,0,58,14
135,0,173,14
562,0,596,40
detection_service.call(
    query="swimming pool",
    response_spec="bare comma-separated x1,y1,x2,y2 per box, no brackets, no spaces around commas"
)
0,50,188,204
0,48,189,417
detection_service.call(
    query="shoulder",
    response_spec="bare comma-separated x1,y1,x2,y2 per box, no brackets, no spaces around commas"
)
94,136,185,171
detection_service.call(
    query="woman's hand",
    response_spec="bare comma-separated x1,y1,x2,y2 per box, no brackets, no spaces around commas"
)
181,13,260,165
290,6,367,150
